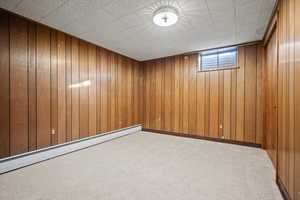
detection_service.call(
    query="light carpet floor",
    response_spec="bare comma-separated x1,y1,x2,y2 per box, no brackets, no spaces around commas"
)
0,131,282,200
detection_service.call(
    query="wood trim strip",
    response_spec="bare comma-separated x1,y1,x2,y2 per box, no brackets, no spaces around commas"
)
142,128,261,148
263,0,279,43
198,66,240,73
263,14,278,46
277,177,292,200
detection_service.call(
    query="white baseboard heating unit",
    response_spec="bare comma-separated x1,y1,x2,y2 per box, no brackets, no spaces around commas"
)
0,125,141,174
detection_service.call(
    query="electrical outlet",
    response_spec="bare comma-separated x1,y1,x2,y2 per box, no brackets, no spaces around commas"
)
51,129,56,135
219,125,223,129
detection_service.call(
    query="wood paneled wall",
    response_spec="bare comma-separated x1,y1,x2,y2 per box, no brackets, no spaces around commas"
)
0,10,141,159
141,44,264,145
264,0,300,199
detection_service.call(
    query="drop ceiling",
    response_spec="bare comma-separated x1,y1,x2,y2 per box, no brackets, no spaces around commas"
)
0,0,276,61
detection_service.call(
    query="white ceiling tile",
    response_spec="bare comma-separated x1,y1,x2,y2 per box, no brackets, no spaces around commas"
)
63,9,113,36
103,0,156,18
42,0,111,29
177,0,207,11
1,0,276,61
0,0,22,10
13,0,67,21
211,8,235,21
206,0,234,11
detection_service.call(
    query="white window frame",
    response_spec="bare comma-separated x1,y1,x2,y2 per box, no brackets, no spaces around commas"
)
198,47,238,72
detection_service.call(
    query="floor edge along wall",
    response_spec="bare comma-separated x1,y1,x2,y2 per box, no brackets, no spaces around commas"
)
142,128,261,148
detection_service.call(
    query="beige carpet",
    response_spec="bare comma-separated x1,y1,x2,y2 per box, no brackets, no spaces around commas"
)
0,131,282,200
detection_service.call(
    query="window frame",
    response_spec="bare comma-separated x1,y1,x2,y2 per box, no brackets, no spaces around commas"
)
198,47,239,72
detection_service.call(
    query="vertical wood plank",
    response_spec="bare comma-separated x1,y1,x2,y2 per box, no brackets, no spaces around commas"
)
218,70,224,138
88,44,97,136
164,58,172,131
182,56,190,134
110,53,116,131
28,21,37,151
144,62,150,128
106,51,112,131
96,48,101,132
79,40,89,139
36,24,51,149
122,58,129,128
65,36,72,141
117,55,123,129
0,11,10,158
122,57,128,127
173,56,182,133
204,72,210,136
287,0,295,196
100,48,108,132
277,0,283,181
230,70,237,140
149,61,156,129
236,46,245,141
178,56,184,133
209,71,219,138
170,57,175,132
196,68,205,136
133,61,139,125
138,64,145,126
188,54,197,134
149,62,156,130
127,59,133,127
57,32,66,144
277,0,286,184
120,57,125,128
50,30,58,146
161,59,166,130
244,45,257,143
256,45,264,144
223,70,231,139
294,0,300,197
71,37,79,140
10,15,29,155
265,25,278,167
174,57,180,132
115,55,121,129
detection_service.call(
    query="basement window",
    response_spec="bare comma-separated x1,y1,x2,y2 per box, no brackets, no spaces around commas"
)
198,47,238,72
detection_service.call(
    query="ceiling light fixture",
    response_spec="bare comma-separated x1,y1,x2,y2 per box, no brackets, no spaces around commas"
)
153,6,179,27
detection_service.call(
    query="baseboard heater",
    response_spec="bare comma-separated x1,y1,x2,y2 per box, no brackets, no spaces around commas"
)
0,125,141,175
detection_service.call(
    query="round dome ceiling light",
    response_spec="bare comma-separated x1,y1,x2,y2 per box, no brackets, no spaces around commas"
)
153,6,179,27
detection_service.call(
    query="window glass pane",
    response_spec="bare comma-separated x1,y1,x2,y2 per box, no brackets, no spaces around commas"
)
201,54,218,69
218,51,236,67
199,47,237,70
